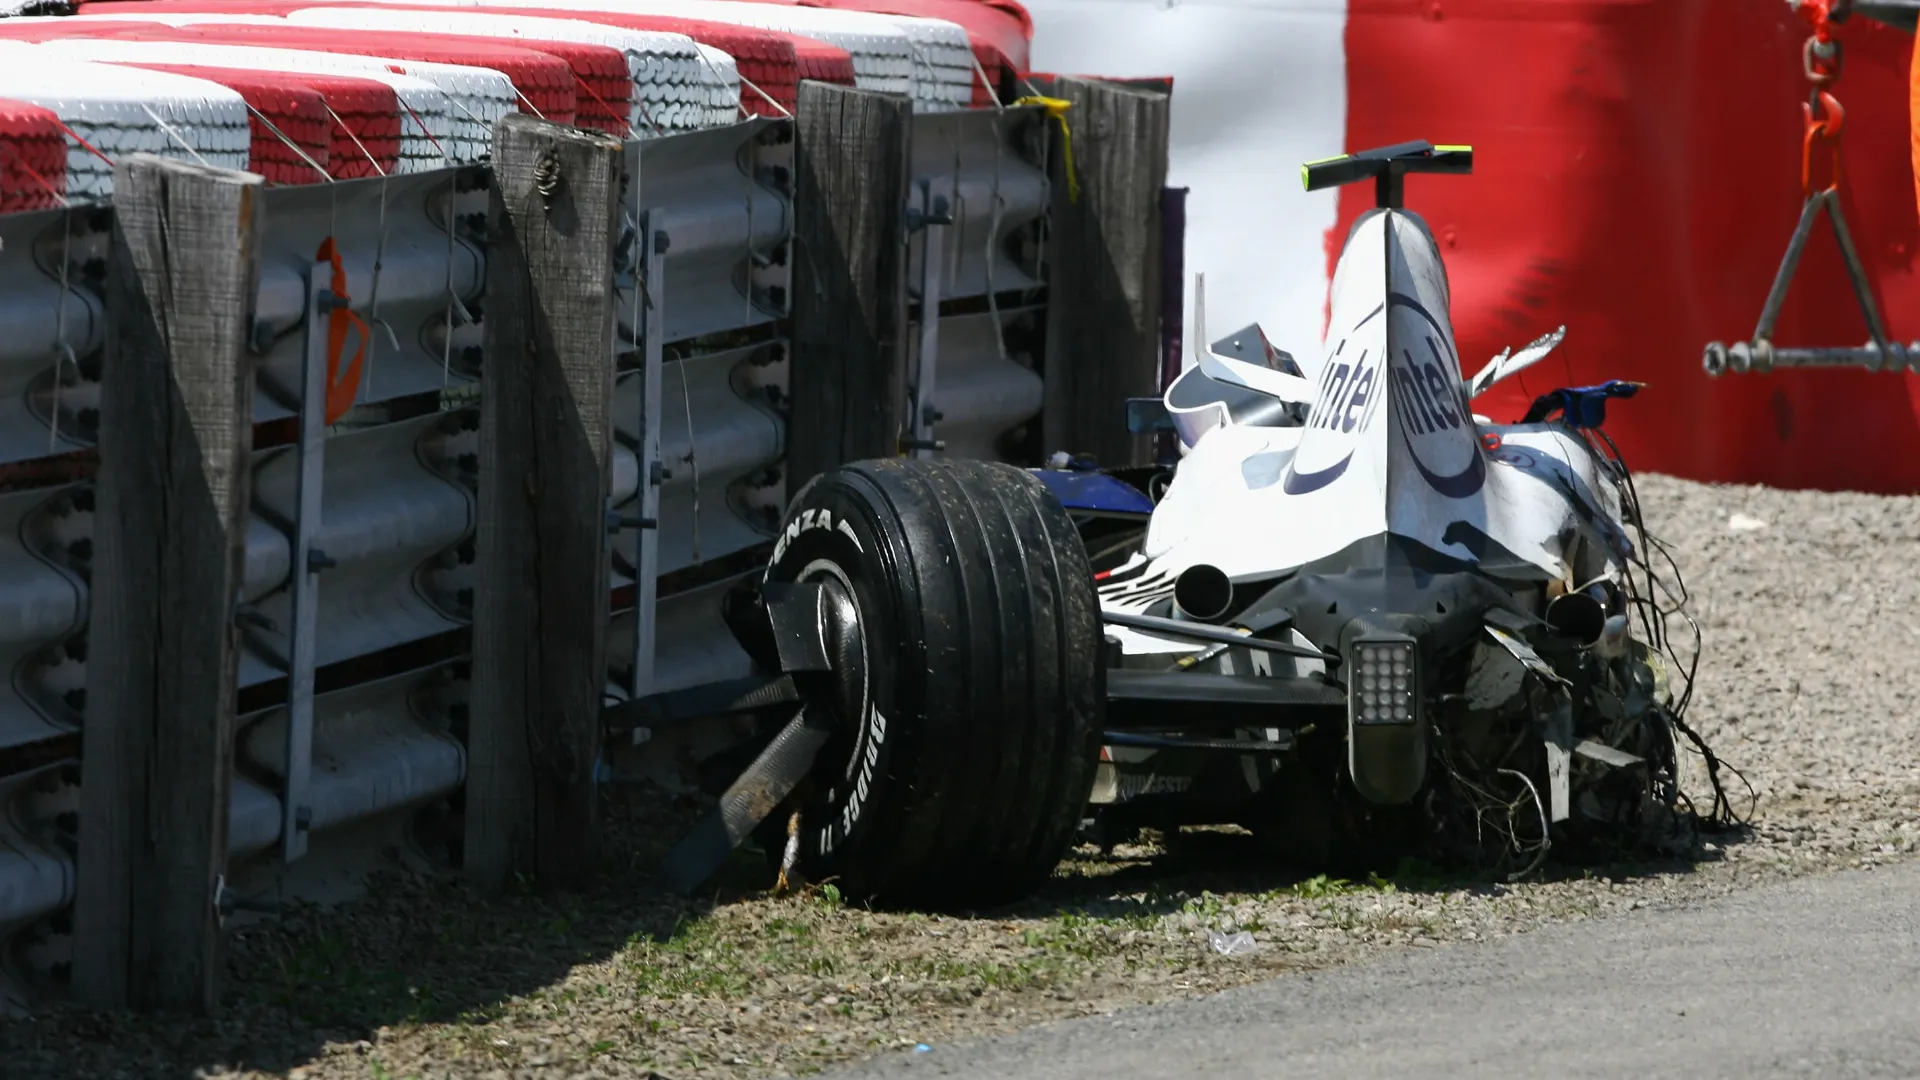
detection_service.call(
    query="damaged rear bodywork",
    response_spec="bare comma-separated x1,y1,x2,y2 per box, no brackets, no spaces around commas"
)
1072,142,1741,875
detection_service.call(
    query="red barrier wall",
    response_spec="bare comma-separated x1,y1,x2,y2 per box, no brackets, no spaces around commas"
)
1338,0,1919,492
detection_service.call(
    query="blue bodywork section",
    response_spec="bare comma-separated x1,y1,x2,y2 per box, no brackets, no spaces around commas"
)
1031,469,1156,517
1521,380,1643,429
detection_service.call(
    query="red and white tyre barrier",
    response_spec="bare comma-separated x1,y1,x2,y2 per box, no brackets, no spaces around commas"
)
0,48,250,197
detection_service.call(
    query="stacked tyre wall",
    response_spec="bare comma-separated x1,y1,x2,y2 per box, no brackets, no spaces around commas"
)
0,0,1057,1012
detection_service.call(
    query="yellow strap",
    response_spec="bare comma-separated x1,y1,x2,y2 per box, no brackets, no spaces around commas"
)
1014,95,1080,202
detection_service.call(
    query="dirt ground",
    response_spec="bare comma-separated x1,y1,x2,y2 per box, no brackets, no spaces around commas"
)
5,473,1919,1080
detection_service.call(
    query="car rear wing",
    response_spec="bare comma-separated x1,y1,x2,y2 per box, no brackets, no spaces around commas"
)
1301,140,1474,209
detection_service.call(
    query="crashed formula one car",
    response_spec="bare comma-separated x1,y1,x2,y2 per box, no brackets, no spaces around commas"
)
639,141,1732,907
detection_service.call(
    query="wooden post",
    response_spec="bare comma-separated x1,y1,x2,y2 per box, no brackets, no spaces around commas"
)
1041,76,1172,468
788,81,913,491
72,156,263,1013
467,114,625,892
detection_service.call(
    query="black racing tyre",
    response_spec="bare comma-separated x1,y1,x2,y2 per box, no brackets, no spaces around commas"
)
766,457,1103,908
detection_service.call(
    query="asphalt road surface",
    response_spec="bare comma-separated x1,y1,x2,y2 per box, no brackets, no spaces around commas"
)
823,860,1920,1080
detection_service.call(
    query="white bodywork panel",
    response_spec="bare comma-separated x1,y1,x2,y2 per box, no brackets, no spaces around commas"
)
1101,209,1626,649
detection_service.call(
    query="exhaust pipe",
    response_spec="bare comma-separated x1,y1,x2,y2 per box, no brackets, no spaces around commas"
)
1546,582,1611,645
1173,563,1234,623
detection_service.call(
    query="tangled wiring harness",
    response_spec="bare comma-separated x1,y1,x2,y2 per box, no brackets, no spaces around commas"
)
1590,427,1755,834
1424,423,1755,881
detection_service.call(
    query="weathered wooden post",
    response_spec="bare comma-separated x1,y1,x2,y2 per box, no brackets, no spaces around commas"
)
1040,76,1173,468
787,81,914,490
467,115,626,891
73,156,263,1013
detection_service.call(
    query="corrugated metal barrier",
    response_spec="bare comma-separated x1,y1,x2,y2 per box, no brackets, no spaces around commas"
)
0,105,1056,1012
